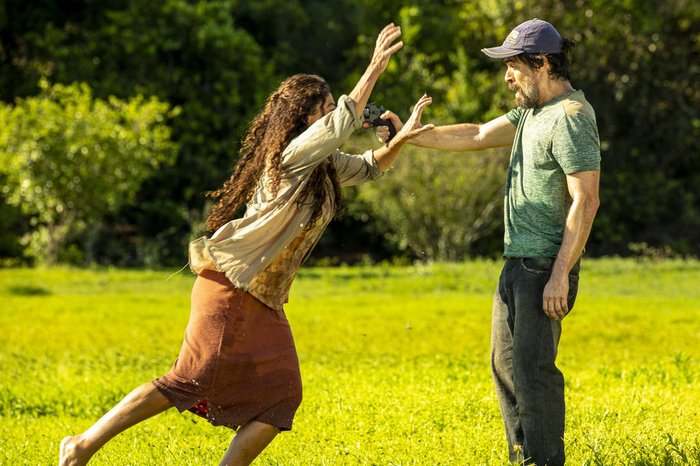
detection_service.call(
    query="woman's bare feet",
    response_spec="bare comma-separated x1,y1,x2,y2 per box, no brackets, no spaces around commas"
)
57,383,172,466
59,435,94,466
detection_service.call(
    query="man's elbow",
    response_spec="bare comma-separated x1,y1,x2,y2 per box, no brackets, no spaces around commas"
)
584,193,600,218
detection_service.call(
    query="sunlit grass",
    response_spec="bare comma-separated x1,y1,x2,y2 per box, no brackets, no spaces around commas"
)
1,259,699,464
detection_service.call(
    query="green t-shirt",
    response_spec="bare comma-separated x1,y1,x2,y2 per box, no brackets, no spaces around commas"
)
503,90,601,257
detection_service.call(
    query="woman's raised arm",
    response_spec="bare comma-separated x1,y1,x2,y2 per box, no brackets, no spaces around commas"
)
348,23,403,116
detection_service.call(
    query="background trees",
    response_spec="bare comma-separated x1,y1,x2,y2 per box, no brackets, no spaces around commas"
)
0,0,698,265
0,80,176,264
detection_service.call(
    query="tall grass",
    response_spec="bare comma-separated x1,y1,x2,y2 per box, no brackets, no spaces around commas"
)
1,259,699,465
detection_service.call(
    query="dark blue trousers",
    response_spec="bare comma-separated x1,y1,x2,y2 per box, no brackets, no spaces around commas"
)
491,257,580,466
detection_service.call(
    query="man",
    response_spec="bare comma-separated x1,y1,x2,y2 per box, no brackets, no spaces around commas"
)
379,19,600,465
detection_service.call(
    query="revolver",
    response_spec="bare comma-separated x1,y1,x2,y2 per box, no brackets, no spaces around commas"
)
362,102,397,142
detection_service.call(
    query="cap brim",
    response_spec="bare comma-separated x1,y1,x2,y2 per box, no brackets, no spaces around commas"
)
481,46,522,58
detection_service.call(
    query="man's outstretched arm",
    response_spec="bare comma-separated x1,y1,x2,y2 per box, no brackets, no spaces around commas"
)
379,113,516,152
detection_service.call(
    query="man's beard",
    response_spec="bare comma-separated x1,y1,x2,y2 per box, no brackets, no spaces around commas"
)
509,80,540,109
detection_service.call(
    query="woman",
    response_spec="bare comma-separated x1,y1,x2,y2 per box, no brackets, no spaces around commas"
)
59,23,432,466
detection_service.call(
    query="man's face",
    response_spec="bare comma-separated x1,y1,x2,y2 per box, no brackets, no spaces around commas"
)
504,58,541,108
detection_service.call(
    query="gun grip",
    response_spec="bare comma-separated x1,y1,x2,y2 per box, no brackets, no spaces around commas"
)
377,118,397,142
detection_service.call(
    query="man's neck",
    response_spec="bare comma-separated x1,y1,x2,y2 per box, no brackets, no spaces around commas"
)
537,79,575,106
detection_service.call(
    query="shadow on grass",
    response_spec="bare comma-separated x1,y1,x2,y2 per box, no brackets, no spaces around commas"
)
6,285,52,296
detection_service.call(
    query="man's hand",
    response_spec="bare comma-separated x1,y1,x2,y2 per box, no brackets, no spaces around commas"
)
391,94,434,143
542,271,569,320
370,94,434,172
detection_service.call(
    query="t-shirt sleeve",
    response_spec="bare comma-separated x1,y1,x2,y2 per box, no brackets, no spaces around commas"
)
552,106,601,174
505,107,523,126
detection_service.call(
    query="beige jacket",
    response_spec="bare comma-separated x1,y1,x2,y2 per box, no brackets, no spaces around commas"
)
188,95,382,290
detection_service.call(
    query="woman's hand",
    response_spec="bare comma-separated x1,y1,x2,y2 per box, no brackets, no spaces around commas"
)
349,23,403,116
374,113,401,143
369,23,404,74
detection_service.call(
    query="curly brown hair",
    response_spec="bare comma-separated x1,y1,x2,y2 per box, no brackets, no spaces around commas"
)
205,74,343,232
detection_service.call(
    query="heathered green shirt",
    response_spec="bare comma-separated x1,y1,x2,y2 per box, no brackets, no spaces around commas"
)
503,90,600,257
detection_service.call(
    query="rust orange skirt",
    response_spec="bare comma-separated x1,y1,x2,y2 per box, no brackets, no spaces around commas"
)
153,269,302,431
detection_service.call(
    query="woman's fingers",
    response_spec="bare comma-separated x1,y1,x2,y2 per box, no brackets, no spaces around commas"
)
373,24,402,67
377,23,399,45
384,41,404,57
377,22,396,39
375,126,390,143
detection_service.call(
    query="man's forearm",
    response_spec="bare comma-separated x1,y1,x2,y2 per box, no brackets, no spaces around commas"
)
552,196,599,277
408,123,484,151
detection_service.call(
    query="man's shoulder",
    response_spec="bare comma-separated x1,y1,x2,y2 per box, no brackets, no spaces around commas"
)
560,91,596,120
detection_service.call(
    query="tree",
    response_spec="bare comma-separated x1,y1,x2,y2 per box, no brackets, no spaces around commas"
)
1,0,699,263
0,80,177,264
351,0,700,258
1,0,276,265
354,142,507,261
334,2,512,261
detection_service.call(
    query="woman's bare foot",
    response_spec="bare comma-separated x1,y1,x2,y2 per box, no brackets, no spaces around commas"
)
57,382,172,466
59,435,94,466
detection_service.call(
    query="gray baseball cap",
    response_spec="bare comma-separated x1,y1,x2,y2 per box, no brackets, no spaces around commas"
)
481,18,563,58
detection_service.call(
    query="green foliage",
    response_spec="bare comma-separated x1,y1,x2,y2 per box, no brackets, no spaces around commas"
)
355,142,509,260
0,177,26,264
1,0,277,265
232,0,359,87
1,0,699,263
511,0,700,255
348,0,700,258
0,80,177,264
1,260,700,464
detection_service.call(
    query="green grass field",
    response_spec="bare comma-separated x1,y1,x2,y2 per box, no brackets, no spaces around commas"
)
1,259,700,465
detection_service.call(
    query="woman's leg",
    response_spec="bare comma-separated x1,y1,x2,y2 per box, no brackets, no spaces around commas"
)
59,381,173,466
218,421,279,466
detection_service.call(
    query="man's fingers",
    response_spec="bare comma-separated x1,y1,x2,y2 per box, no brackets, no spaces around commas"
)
415,99,432,111
543,296,568,320
414,98,432,114
558,299,569,317
552,300,563,318
411,95,432,115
